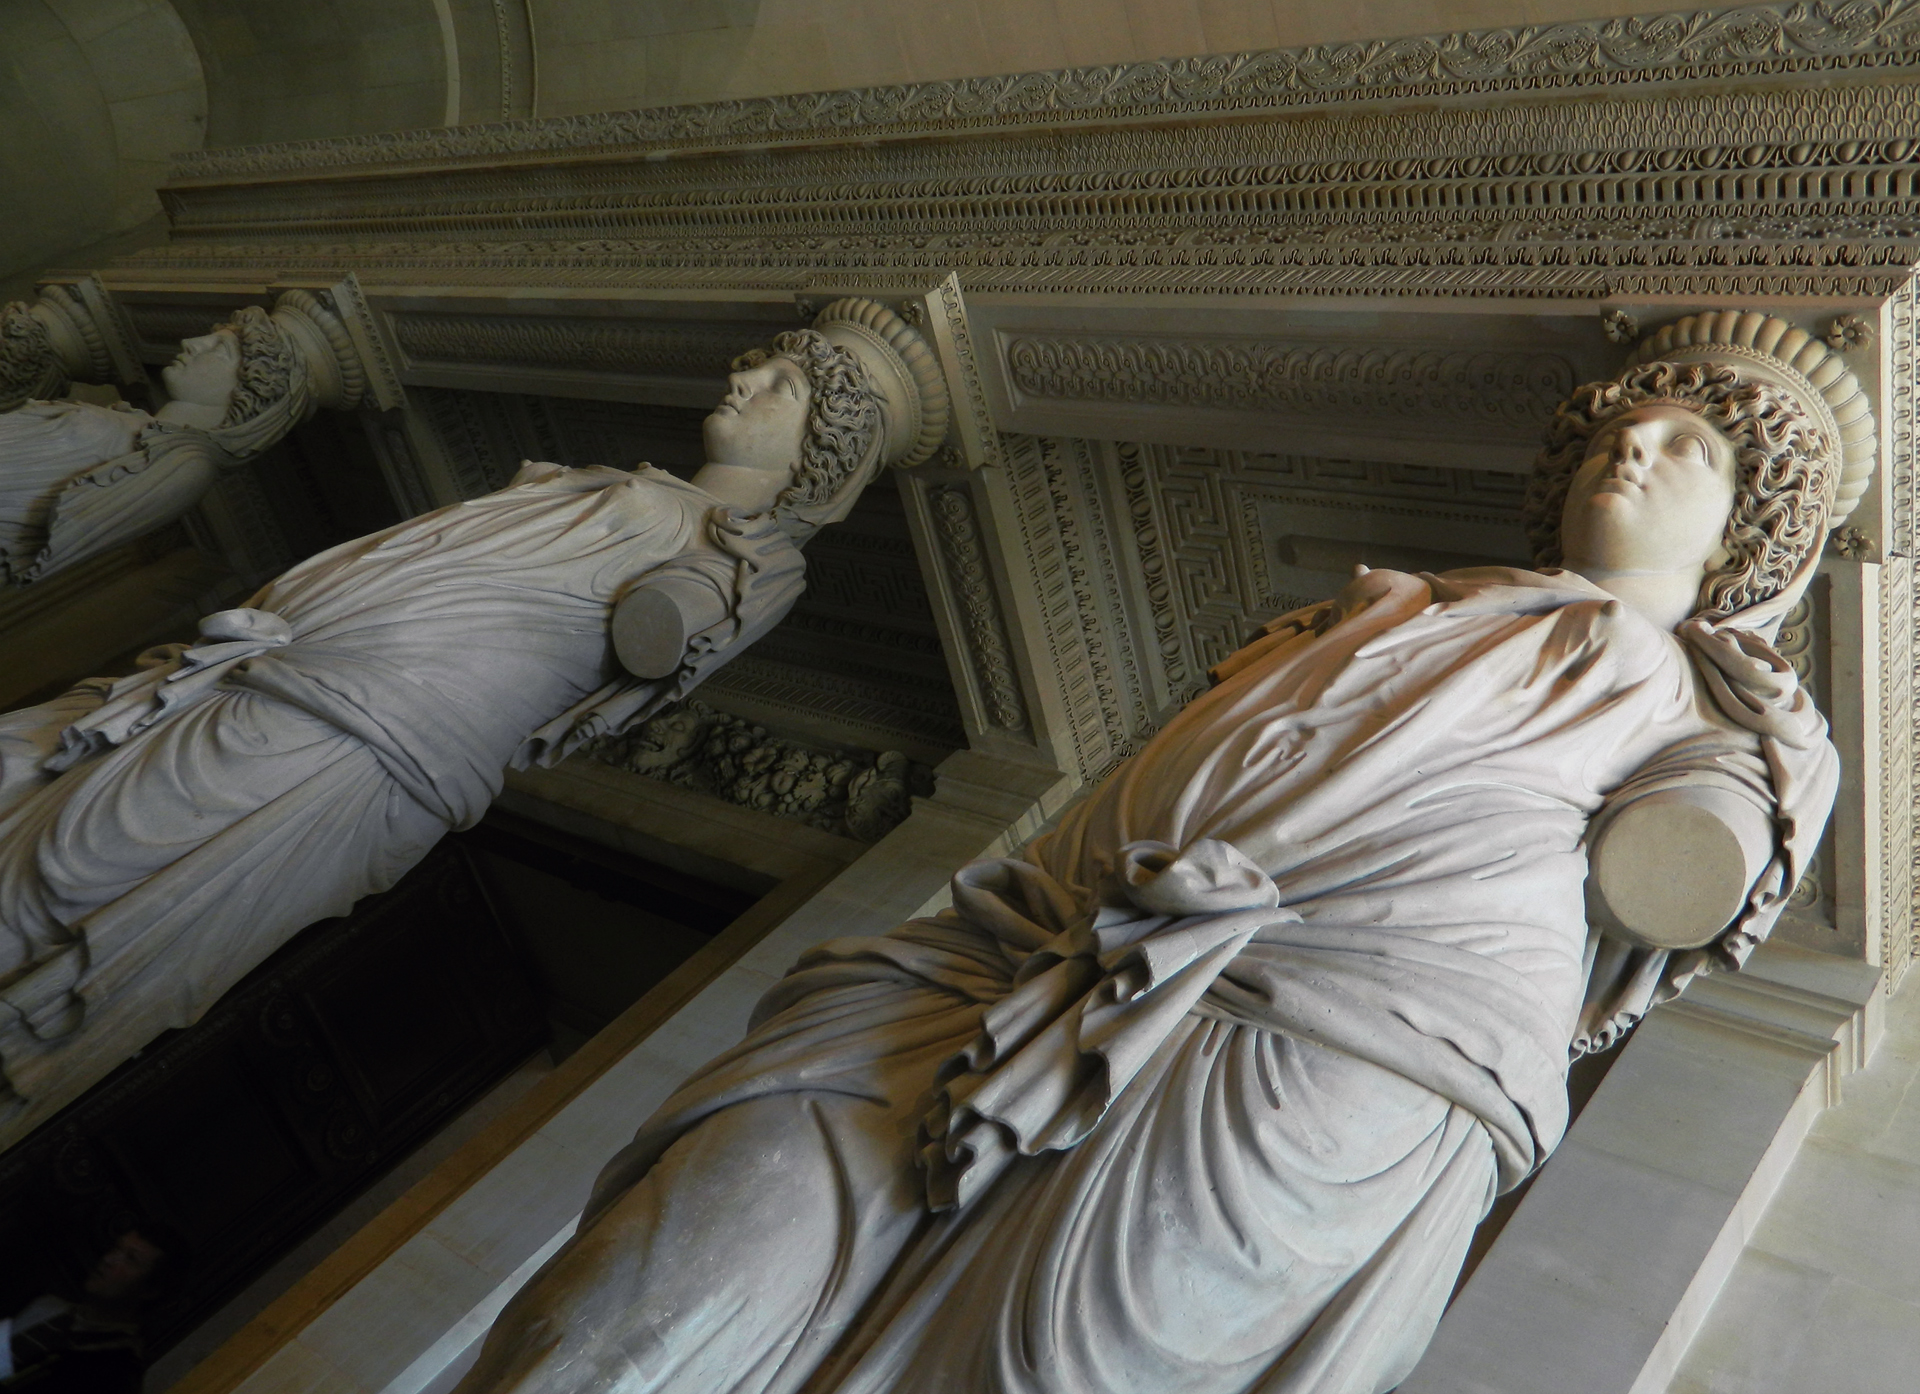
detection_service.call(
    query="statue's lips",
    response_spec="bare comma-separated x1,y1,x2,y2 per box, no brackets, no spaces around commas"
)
1591,477,1644,496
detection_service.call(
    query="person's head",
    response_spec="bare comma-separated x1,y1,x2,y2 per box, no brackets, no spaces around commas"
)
82,1226,181,1306
708,329,879,519
1524,360,1835,622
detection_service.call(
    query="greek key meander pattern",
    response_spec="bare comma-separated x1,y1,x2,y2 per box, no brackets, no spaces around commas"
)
1005,336,1574,428
166,2,1920,179
1110,442,1532,708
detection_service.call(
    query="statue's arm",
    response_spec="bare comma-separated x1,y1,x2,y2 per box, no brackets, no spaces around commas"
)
1585,785,1775,952
612,572,731,679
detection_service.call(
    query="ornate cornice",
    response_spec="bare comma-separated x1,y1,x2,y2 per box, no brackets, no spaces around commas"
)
124,67,1920,301
1004,336,1574,429
391,312,746,380
167,1,1920,182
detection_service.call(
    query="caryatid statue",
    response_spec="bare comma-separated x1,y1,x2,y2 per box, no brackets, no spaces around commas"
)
0,297,950,1151
0,289,367,585
452,312,1869,1394
0,282,144,413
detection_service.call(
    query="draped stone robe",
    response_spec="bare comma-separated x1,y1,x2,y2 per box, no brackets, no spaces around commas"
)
0,463,804,1148
0,400,150,583
460,565,1835,1394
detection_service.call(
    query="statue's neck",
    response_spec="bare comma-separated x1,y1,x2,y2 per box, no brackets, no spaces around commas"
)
1563,561,1704,632
689,462,784,515
155,398,225,430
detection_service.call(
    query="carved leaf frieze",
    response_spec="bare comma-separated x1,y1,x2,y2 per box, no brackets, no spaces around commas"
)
165,2,1920,179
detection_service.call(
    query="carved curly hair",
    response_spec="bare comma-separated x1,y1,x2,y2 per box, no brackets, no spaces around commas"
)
0,301,63,410
1522,361,1835,622
732,329,880,514
219,306,297,428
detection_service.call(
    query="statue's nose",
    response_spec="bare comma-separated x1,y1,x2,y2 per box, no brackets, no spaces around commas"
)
1610,432,1649,474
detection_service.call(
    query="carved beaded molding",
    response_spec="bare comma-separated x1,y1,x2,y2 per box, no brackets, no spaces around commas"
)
926,484,1029,734
166,2,1920,179
118,3,1920,301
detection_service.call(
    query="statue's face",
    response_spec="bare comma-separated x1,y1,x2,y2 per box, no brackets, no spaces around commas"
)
703,357,811,478
1559,404,1738,575
162,330,242,413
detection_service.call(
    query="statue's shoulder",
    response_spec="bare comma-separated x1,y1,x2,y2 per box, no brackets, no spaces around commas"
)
502,461,706,500
0,396,150,470
504,460,637,490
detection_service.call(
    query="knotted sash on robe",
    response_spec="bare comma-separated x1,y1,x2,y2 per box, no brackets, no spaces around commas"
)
920,840,1300,1209
788,836,1562,1206
47,607,504,829
525,565,1838,1394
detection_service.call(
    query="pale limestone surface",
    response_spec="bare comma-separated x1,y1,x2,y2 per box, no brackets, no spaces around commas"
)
0,301,945,1156
528,0,1731,118
0,0,204,288
0,462,787,1152
189,774,1024,1394
436,335,1846,1393
1667,974,1920,1394
454,573,1827,1391
0,294,336,586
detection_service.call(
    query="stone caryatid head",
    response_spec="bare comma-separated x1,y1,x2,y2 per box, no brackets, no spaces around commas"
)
693,297,949,538
155,289,367,457
0,285,127,412
615,297,949,679
1524,312,1873,635
9,289,371,586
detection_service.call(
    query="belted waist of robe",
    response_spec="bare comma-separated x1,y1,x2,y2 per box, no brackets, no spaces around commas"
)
763,840,1569,1208
48,607,503,829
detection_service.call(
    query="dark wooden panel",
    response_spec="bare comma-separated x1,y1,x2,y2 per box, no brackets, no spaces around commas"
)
0,844,547,1356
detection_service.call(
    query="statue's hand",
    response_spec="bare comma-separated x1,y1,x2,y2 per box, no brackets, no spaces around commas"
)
1586,786,1775,951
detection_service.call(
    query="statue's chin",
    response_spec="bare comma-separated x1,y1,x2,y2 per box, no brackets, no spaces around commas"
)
153,397,229,430
701,411,737,462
